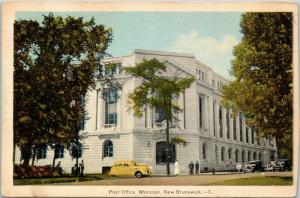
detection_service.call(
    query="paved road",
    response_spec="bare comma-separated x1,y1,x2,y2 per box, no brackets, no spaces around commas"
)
58,171,292,186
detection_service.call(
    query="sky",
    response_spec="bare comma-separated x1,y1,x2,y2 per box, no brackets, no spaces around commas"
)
16,12,243,79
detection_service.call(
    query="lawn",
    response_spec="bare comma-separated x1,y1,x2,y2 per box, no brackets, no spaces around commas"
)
212,176,292,185
14,174,111,185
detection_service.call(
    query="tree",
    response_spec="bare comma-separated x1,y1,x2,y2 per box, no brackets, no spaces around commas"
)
14,13,113,165
125,59,194,175
222,13,293,159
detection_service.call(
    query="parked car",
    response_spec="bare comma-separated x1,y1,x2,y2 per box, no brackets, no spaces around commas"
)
248,160,264,172
108,160,152,178
278,159,292,171
243,164,253,173
264,162,275,171
269,161,281,171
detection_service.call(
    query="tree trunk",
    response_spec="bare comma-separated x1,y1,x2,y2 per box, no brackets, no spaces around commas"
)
166,119,170,175
52,154,56,168
22,144,32,166
31,147,36,166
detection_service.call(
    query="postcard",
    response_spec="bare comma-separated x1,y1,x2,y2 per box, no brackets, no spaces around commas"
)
1,1,298,197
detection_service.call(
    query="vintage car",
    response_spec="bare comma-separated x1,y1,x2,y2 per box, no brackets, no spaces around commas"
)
108,160,152,178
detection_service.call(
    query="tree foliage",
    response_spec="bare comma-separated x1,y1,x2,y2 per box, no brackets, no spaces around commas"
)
14,13,113,164
125,59,194,174
222,13,293,157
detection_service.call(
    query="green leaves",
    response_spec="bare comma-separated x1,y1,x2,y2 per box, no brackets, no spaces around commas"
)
14,13,113,164
222,12,293,158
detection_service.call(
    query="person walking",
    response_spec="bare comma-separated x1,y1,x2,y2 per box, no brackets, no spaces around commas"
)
80,160,85,177
189,161,194,175
174,160,180,176
195,161,200,175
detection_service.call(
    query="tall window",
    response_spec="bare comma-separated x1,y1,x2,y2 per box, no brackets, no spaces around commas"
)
213,100,216,136
259,153,262,161
103,140,113,158
251,128,255,144
155,107,165,124
239,113,243,142
36,144,47,160
228,148,232,160
221,147,225,161
70,143,83,158
199,96,203,128
246,127,249,143
242,150,245,163
248,151,251,161
54,144,64,159
156,142,176,164
233,117,237,140
202,143,206,159
226,109,230,139
105,89,118,125
215,145,218,163
253,152,257,160
219,105,223,137
235,149,239,162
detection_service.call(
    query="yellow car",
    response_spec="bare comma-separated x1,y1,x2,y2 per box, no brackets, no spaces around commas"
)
108,160,152,178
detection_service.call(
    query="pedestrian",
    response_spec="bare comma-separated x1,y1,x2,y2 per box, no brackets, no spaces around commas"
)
195,161,199,175
80,160,85,177
189,161,194,175
174,160,180,176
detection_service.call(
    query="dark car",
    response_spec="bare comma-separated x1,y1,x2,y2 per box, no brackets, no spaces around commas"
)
278,159,292,171
249,160,264,172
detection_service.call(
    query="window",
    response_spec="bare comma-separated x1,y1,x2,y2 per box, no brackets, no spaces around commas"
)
199,96,203,128
36,144,47,160
233,117,237,140
155,107,165,124
259,153,262,161
202,143,206,159
226,109,230,139
213,100,216,136
105,89,118,125
215,145,218,162
228,148,232,159
70,143,82,158
251,128,255,144
54,144,64,159
156,142,176,164
248,151,251,161
253,152,257,160
235,149,239,162
239,113,243,142
242,150,245,163
103,140,113,158
219,105,223,137
246,127,249,143
212,79,215,87
221,147,225,161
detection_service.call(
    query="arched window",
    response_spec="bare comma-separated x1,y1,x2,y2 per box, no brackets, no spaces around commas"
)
235,149,239,162
221,147,225,161
202,143,206,159
103,140,113,158
156,142,176,164
228,148,232,159
242,150,245,163
253,152,257,161
215,145,218,162
248,151,251,161
259,153,262,161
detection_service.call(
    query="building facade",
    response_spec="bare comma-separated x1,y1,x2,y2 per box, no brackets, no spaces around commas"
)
14,49,278,174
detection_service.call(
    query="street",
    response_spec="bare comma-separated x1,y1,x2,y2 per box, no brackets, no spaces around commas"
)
57,171,292,185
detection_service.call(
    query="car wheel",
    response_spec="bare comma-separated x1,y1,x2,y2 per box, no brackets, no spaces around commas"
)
135,171,143,178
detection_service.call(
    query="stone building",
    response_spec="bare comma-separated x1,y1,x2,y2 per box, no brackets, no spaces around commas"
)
14,49,277,174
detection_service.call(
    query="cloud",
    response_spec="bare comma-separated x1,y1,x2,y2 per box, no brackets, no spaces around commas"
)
169,30,240,79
